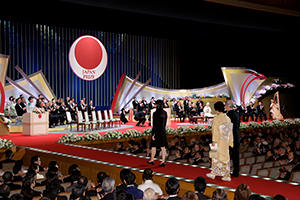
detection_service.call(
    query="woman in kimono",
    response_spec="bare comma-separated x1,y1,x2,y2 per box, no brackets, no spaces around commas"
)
206,101,233,181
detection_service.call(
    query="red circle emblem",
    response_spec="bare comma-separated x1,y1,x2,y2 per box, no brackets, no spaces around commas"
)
38,114,43,119
75,37,103,70
69,35,108,81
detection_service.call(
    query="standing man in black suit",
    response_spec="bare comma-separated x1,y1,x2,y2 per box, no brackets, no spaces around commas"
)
225,99,240,178
256,101,267,121
15,98,26,116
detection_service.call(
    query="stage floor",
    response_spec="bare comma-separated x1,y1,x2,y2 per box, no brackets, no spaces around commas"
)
2,120,299,200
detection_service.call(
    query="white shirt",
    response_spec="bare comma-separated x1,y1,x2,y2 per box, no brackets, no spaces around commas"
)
137,180,163,195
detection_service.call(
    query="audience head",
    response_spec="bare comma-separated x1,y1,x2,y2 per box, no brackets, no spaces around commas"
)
102,176,115,193
214,101,224,113
182,191,198,200
114,190,135,200
13,162,24,175
212,189,228,200
249,194,265,200
119,169,131,184
124,171,136,186
194,176,207,193
0,184,10,197
68,164,79,175
234,184,251,200
30,155,41,166
71,185,86,200
166,177,180,195
10,194,24,200
3,171,13,183
5,149,13,159
144,188,156,200
143,168,154,181
97,171,108,185
271,195,287,200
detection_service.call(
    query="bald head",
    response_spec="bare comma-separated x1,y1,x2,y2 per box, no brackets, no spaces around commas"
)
144,188,156,200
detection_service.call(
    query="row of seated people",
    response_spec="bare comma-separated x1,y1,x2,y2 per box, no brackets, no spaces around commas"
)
0,152,288,200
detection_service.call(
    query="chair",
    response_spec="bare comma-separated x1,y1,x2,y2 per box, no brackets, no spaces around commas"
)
97,110,106,129
87,111,97,130
198,162,211,168
256,155,266,163
269,166,281,179
245,157,255,165
66,112,77,131
104,110,112,127
109,110,121,127
77,111,89,132
91,111,100,130
243,152,252,158
250,163,262,175
290,171,300,183
263,161,274,168
257,168,269,177
247,146,254,152
239,158,245,165
240,164,251,174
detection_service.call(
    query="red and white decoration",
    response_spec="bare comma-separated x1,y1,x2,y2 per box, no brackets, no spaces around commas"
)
69,35,108,81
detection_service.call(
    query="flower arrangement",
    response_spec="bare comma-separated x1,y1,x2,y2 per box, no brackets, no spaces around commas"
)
247,122,262,129
82,132,104,141
250,81,295,103
141,128,152,137
294,118,300,126
166,126,176,135
32,107,46,114
176,126,193,134
239,122,249,130
57,133,81,143
193,124,209,133
283,119,296,126
123,129,141,138
104,131,122,140
0,138,14,148
270,120,284,128
0,113,11,129
261,120,272,128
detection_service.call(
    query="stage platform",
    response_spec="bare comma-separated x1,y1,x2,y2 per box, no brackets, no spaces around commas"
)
2,120,299,200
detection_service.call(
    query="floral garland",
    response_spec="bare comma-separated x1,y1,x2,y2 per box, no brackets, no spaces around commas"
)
0,113,11,129
249,81,295,103
0,138,15,148
57,118,300,144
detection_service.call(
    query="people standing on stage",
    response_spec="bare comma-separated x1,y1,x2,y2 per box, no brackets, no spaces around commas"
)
132,97,139,111
175,101,185,122
135,109,147,127
206,101,233,181
256,101,267,121
20,97,27,114
137,100,145,112
225,99,240,178
163,99,169,108
27,97,36,113
233,101,239,113
246,101,255,121
147,100,168,167
183,96,189,115
15,98,26,116
190,104,198,124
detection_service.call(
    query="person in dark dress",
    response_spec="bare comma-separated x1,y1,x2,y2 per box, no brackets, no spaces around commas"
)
225,100,240,178
147,100,168,167
120,108,128,124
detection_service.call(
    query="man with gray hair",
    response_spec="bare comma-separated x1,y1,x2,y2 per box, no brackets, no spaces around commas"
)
225,99,240,178
144,188,157,200
101,176,116,200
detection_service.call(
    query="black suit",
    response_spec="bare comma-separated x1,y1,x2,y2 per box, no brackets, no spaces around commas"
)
175,105,185,122
15,104,25,116
132,100,138,110
168,196,181,200
20,102,27,113
256,105,266,121
227,109,240,177
246,105,255,121
196,192,211,200
134,111,146,126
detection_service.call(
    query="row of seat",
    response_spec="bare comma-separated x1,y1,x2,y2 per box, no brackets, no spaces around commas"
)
66,110,121,131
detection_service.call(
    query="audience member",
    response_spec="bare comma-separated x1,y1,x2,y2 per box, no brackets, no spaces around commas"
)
0,184,10,200
211,189,227,200
144,188,156,200
2,172,22,190
21,175,42,200
100,177,115,200
2,149,16,163
234,184,251,200
165,177,181,200
194,177,210,200
138,168,163,196
124,171,143,199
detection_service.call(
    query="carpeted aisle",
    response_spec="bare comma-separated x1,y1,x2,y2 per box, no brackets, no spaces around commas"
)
2,121,299,200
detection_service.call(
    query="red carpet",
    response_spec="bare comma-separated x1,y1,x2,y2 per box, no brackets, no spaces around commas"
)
2,121,299,200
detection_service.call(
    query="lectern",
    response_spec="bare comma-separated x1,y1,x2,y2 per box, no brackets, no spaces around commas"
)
23,113,49,136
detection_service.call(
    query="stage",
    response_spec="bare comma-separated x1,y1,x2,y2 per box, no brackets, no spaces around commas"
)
2,120,300,200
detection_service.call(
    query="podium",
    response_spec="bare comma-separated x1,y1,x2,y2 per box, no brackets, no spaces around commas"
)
150,108,171,126
23,113,49,136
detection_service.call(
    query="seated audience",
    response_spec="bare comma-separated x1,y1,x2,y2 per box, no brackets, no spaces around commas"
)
144,188,156,200
115,142,126,151
189,151,205,165
166,177,181,200
70,185,86,200
182,191,198,200
271,195,287,200
2,171,22,190
0,184,10,200
1,149,16,163
30,155,47,172
239,138,249,153
63,164,80,183
138,168,163,196
43,180,67,200
212,189,227,200
116,169,134,191
124,171,143,199
194,177,210,200
21,175,42,200
234,184,251,200
66,169,82,192
13,162,24,182
100,177,115,200
265,149,276,162
114,190,135,200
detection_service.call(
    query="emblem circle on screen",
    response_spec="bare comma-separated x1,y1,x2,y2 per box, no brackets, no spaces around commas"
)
69,35,107,81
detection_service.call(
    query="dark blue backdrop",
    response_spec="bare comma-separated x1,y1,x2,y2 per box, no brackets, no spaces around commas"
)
0,20,180,109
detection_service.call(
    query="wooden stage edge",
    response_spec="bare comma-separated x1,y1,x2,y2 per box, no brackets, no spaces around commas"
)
21,146,273,200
